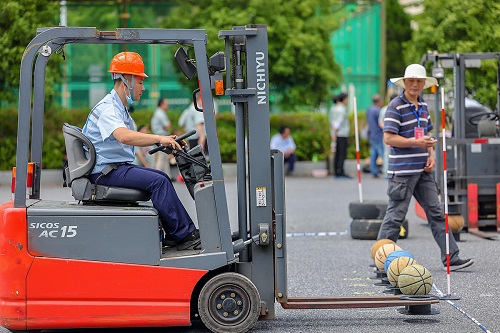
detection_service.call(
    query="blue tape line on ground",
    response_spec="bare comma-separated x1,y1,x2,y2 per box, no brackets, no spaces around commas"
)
286,231,348,238
433,284,492,333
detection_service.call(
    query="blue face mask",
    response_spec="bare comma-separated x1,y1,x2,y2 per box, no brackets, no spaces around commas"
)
120,74,135,106
125,90,134,105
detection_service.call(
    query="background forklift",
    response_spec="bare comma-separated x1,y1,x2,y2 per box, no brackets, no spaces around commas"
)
420,53,500,238
0,25,437,333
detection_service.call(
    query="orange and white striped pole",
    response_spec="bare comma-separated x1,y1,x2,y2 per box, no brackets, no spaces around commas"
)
353,96,363,203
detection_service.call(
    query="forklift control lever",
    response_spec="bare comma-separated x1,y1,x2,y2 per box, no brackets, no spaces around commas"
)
175,129,197,143
148,145,170,155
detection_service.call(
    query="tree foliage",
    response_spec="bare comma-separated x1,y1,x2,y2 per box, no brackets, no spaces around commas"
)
163,0,343,110
0,0,61,103
385,0,412,80
404,0,500,108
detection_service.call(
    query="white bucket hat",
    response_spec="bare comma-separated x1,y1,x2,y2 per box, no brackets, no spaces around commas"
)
390,64,438,89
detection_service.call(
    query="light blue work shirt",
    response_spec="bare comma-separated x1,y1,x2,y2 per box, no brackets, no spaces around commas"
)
82,89,136,174
270,133,296,153
178,102,204,139
329,103,350,138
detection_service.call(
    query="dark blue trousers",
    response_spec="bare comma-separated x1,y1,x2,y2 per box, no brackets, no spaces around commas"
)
284,153,296,174
90,165,195,242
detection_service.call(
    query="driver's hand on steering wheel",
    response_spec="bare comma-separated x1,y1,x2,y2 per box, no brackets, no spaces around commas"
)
159,135,183,151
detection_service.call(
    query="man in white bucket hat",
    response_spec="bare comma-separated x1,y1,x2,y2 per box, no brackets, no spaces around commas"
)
390,63,438,90
377,64,474,271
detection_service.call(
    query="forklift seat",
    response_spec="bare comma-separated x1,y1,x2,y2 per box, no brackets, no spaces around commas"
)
62,123,150,203
478,120,497,138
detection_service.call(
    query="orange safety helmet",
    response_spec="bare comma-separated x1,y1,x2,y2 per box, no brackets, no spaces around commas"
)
108,52,148,78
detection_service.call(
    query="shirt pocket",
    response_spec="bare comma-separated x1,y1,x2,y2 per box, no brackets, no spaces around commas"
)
387,177,408,201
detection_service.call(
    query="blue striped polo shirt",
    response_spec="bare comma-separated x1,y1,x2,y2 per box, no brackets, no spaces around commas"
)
384,93,433,176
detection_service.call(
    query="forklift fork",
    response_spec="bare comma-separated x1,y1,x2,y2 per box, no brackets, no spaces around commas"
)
271,151,439,314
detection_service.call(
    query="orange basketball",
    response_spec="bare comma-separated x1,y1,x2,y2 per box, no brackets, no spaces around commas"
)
370,239,395,259
448,215,464,232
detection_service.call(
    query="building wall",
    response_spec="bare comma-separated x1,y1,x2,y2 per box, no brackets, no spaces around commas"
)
330,3,382,111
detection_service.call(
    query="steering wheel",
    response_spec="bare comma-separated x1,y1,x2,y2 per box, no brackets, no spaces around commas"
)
148,130,197,155
467,111,499,126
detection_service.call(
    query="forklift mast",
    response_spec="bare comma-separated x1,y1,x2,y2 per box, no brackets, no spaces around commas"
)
218,25,275,318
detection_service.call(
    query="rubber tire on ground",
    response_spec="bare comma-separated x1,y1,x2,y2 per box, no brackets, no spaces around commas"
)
350,218,409,240
198,272,261,333
349,201,388,219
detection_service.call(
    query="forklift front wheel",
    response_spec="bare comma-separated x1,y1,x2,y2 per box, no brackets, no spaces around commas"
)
198,272,261,333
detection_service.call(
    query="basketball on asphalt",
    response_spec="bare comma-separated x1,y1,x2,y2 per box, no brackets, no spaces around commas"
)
387,256,417,287
398,264,433,295
370,239,395,259
448,214,465,232
374,243,402,272
384,250,414,273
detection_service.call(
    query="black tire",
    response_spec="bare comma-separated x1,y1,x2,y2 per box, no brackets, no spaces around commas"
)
349,201,388,219
350,218,383,240
350,218,409,240
198,272,261,333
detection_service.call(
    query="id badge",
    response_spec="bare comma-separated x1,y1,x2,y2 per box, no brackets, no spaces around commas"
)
414,127,424,139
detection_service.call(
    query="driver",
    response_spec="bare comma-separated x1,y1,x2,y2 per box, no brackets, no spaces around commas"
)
82,52,201,251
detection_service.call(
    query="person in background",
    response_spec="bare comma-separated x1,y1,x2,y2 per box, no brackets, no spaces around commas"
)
82,51,200,251
270,126,297,176
377,63,473,271
133,125,155,168
378,93,398,177
367,94,384,178
329,93,351,179
179,94,206,151
151,97,172,176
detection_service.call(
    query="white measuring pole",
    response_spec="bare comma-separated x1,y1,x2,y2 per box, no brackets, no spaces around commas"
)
353,96,363,202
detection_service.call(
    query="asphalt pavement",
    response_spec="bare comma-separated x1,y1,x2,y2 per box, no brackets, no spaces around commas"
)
0,174,498,333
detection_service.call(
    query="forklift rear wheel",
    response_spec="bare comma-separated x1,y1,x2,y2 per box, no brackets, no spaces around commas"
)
198,272,261,333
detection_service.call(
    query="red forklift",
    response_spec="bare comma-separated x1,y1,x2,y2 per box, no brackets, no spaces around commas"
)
0,25,438,333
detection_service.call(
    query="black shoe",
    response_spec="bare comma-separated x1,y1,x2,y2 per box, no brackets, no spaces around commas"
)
176,229,201,251
445,258,474,271
162,235,176,248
